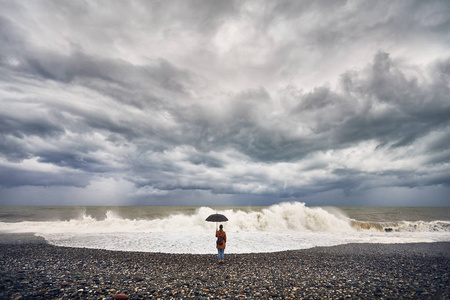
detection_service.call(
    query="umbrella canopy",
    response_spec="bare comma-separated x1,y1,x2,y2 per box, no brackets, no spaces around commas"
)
205,213,228,222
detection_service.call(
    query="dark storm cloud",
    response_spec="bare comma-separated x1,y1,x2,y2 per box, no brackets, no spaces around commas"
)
130,52,450,195
36,150,109,173
0,113,64,138
341,53,448,145
182,52,450,165
0,0,449,205
0,165,90,188
189,153,224,169
0,109,65,162
0,137,29,162
10,51,194,110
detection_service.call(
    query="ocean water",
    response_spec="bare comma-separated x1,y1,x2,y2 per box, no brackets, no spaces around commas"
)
0,202,449,254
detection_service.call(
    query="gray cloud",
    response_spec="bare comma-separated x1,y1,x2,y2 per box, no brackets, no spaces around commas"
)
0,113,64,138
0,165,90,188
0,0,449,205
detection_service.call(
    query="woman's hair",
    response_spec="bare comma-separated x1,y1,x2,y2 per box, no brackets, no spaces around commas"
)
219,224,223,229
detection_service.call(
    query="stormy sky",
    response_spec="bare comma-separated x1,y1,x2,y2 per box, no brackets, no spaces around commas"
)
1,0,449,206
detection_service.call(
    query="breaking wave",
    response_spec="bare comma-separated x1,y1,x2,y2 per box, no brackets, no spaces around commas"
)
0,202,448,235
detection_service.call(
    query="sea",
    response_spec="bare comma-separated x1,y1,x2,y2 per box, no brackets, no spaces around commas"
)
0,202,449,254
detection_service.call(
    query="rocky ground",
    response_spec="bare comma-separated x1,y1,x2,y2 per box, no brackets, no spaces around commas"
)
0,241,448,299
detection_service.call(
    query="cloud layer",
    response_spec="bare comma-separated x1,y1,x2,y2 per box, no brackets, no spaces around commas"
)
1,1,449,205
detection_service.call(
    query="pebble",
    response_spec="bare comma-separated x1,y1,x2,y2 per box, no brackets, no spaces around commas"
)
0,243,448,299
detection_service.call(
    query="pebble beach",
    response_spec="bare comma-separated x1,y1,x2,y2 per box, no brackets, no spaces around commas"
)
0,236,448,299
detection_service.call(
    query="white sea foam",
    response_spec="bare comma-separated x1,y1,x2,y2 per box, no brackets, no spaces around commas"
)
0,202,449,254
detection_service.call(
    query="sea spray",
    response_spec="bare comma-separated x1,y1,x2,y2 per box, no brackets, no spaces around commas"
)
224,202,354,232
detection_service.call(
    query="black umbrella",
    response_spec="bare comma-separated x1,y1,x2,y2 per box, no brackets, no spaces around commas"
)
206,213,228,230
206,213,228,222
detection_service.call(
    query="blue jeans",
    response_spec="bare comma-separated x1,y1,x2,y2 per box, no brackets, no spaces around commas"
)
218,248,224,260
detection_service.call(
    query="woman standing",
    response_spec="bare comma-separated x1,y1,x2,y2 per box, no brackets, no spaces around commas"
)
216,224,226,264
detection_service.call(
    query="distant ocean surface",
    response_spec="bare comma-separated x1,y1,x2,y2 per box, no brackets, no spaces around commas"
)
0,203,449,254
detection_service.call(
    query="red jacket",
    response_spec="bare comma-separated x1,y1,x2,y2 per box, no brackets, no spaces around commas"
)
216,230,226,249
